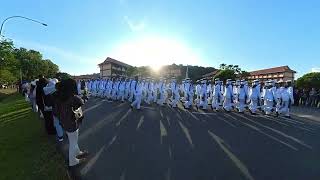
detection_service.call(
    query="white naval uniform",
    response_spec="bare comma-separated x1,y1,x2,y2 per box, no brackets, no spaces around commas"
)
237,85,247,113
198,83,208,110
249,85,260,113
118,81,126,102
170,82,180,108
263,87,275,115
223,84,233,112
184,84,194,109
131,82,142,109
129,80,136,102
212,83,223,110
157,81,165,106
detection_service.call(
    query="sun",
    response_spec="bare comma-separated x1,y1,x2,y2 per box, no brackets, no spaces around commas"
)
109,36,201,70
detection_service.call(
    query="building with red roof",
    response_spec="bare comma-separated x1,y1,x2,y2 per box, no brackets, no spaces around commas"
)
248,66,296,82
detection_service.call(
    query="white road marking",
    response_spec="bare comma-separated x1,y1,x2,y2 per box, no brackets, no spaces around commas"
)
141,106,156,110
176,113,182,120
83,102,103,113
224,114,298,151
80,110,123,140
261,116,315,133
280,117,305,125
116,109,132,126
192,112,216,115
166,168,171,180
80,135,118,175
216,115,237,128
178,120,194,148
234,113,313,150
160,109,164,118
208,130,255,180
160,120,168,144
166,116,171,127
120,170,126,180
136,115,145,130
258,115,290,127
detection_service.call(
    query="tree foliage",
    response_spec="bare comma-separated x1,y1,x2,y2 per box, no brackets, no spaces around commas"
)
0,39,60,84
214,64,250,82
55,72,71,80
296,72,320,89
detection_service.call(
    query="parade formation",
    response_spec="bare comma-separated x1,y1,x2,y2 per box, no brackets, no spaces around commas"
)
80,77,295,118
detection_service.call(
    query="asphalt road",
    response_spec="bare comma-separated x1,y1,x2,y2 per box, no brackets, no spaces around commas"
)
61,97,320,180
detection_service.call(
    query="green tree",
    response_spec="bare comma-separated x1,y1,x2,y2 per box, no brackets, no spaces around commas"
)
126,66,138,77
0,69,17,84
296,72,320,89
55,72,71,80
214,69,236,82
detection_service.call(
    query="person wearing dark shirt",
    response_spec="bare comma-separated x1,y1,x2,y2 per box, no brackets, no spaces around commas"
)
56,78,88,167
36,76,56,135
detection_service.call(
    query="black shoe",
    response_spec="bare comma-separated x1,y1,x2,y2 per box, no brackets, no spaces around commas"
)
76,151,89,159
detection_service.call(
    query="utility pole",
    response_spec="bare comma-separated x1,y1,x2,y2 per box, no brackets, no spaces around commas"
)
186,65,189,78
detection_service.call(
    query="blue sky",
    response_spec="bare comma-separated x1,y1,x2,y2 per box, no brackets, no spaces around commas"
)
1,0,319,77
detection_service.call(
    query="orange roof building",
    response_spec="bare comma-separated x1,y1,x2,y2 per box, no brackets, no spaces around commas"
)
98,57,132,78
249,66,296,82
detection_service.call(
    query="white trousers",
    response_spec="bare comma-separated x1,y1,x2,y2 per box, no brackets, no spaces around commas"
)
131,95,142,109
223,97,232,111
238,98,246,112
157,93,165,105
66,129,81,166
212,95,222,110
184,95,193,108
280,100,290,117
171,93,180,107
129,90,134,102
264,100,274,115
249,99,258,113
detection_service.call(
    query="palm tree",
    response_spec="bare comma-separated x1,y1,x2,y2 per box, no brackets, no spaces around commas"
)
219,63,226,70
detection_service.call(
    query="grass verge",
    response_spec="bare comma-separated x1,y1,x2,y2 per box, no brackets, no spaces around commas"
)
0,92,70,180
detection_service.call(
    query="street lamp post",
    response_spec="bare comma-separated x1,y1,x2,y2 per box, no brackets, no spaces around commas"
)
0,16,47,84
0,15,47,37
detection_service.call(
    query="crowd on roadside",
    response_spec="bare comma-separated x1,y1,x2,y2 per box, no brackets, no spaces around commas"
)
293,88,320,108
21,75,88,169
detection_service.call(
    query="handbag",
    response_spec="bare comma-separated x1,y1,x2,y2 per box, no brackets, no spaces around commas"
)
72,106,83,122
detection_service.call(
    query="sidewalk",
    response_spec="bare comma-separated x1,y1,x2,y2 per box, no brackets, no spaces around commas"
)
291,106,320,122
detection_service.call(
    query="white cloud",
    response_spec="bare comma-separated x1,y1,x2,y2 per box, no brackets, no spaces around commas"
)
14,39,98,64
124,16,146,32
13,39,102,75
312,67,320,72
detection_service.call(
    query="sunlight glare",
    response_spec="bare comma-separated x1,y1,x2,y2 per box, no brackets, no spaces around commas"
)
109,36,201,69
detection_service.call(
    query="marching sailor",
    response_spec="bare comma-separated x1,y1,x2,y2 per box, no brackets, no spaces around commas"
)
118,77,126,102
237,80,247,113
249,80,260,115
212,78,223,111
184,79,194,109
263,80,275,115
197,79,208,110
131,77,142,110
223,79,233,112
170,77,180,108
129,78,137,102
195,80,201,106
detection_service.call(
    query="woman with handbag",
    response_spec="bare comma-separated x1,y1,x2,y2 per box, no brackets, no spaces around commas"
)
56,78,88,167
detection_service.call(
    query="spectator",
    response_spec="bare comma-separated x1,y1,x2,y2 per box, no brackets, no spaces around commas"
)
44,79,64,141
29,80,38,112
309,88,317,107
56,78,88,167
36,76,56,135
300,88,308,106
293,89,300,106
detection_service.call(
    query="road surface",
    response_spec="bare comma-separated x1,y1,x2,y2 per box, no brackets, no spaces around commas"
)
60,97,320,180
